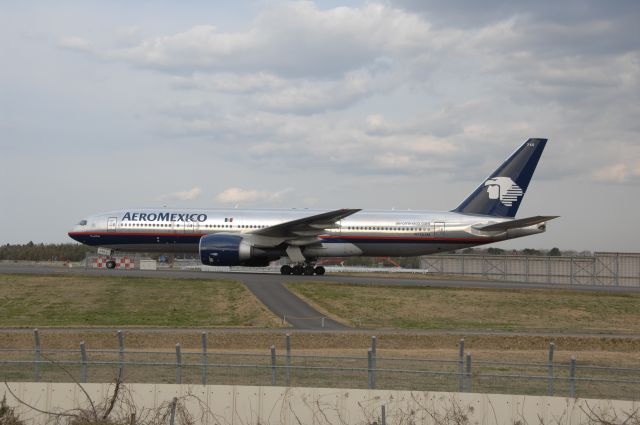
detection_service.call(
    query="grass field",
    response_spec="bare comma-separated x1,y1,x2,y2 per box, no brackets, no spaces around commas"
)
0,274,279,327
2,273,639,400
286,281,640,334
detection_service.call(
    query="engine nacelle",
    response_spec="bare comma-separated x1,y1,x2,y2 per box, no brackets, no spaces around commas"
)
199,233,273,267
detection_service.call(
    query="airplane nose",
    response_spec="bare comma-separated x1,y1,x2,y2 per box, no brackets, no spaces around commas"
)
68,230,81,243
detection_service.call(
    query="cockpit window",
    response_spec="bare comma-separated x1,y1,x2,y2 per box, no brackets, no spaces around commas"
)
78,220,87,226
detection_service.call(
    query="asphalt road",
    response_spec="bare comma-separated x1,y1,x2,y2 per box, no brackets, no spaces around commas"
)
2,263,639,332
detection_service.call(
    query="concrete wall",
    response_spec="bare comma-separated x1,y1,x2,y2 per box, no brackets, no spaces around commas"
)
3,382,638,425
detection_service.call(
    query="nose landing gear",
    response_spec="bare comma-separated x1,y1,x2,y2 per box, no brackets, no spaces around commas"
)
280,264,325,276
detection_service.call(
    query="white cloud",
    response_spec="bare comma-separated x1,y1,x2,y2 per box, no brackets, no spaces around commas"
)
170,67,394,113
159,187,202,201
114,26,142,47
250,68,393,113
171,72,286,93
593,162,640,183
215,187,293,205
99,2,438,78
111,24,259,71
57,36,93,52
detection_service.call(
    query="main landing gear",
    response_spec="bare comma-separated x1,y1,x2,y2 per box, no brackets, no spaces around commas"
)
280,264,325,276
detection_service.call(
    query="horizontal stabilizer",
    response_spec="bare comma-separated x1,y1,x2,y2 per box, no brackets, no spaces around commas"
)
475,216,559,232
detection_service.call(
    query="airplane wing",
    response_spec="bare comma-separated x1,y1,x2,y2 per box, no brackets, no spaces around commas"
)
474,215,559,232
249,208,361,239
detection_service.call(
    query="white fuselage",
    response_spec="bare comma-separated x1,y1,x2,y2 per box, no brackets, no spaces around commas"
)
68,208,545,257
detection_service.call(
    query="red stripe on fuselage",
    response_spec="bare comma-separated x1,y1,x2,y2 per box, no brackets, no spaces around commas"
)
68,231,494,244
319,235,493,243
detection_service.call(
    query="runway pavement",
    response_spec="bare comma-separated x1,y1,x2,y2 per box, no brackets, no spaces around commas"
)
2,263,639,331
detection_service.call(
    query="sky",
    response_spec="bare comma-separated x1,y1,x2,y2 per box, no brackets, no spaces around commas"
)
1,0,639,252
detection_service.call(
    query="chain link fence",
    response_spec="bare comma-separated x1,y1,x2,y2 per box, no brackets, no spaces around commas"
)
2,330,639,401
421,252,640,286
81,252,640,287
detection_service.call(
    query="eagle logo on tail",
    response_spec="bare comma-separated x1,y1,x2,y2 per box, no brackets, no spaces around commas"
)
484,177,523,207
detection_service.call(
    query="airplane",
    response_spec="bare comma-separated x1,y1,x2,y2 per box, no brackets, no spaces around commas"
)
68,138,557,275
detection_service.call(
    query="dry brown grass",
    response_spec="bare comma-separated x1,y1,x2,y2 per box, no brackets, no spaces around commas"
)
0,274,280,328
286,281,640,334
2,329,639,354
330,272,489,280
0,395,25,425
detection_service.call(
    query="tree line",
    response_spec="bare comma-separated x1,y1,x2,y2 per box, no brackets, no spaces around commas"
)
0,243,96,262
0,242,583,264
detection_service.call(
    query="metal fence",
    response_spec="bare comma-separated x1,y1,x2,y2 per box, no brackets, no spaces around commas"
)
2,330,639,401
82,252,640,287
421,252,640,286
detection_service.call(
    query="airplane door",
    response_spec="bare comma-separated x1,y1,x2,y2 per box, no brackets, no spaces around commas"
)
107,217,117,231
184,222,198,233
433,221,445,236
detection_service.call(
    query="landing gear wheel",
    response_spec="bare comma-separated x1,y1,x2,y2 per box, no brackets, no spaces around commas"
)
314,266,325,276
105,260,116,269
280,265,293,275
303,265,315,275
292,265,304,275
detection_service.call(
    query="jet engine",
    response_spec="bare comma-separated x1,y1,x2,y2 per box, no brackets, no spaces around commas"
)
199,233,277,267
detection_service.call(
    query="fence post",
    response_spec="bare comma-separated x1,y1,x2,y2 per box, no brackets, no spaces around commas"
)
117,330,125,379
525,256,529,282
570,257,574,284
371,336,377,389
169,397,178,425
461,255,465,275
271,345,277,386
321,317,325,328
33,328,41,382
615,253,620,286
201,332,207,385
175,344,182,385
465,353,472,393
80,341,88,383
568,356,576,398
504,256,508,280
381,405,386,425
285,334,291,387
458,338,465,392
547,342,555,396
367,349,373,389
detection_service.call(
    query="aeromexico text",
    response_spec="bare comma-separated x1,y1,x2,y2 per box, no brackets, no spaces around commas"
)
122,212,208,222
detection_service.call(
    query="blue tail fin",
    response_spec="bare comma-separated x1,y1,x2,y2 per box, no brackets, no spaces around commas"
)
453,138,547,218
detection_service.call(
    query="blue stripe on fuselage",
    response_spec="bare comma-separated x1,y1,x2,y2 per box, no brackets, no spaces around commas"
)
68,232,203,246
